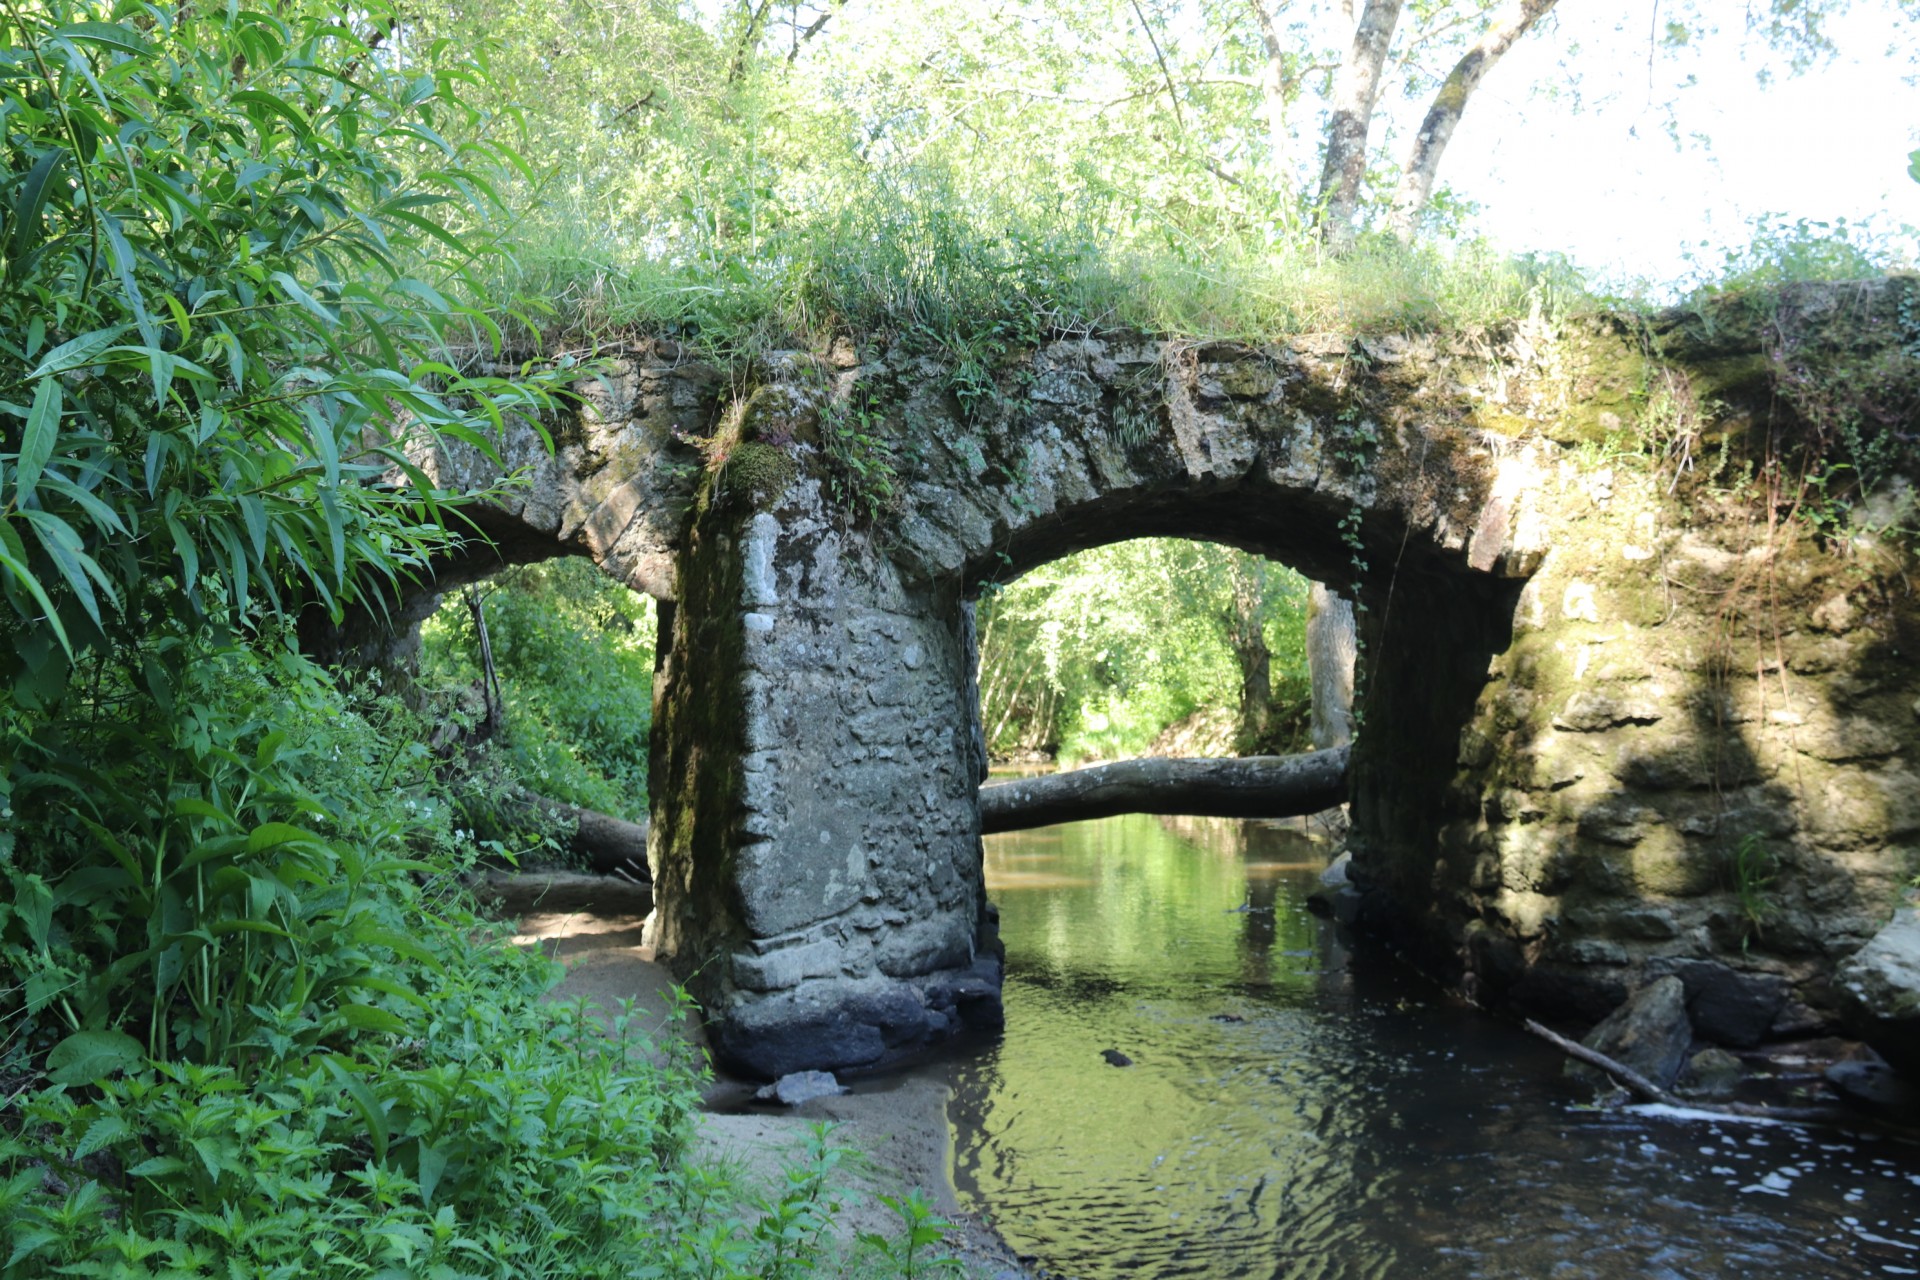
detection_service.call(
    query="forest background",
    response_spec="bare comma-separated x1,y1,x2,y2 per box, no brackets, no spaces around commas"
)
1,0,1917,1274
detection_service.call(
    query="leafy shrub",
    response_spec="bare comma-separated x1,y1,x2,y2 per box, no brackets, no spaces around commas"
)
420,559,657,822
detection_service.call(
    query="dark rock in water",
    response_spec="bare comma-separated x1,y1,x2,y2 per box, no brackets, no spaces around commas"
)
1767,998,1829,1040
1101,1048,1134,1067
1833,904,1920,1073
1305,883,1362,926
1678,1047,1745,1099
1826,1056,1920,1114
1646,957,1788,1048
755,1070,849,1107
1569,975,1692,1091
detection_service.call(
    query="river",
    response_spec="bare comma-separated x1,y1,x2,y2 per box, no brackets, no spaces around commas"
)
936,814,1920,1280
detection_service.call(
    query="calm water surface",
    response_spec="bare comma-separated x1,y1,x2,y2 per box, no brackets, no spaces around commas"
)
939,814,1920,1280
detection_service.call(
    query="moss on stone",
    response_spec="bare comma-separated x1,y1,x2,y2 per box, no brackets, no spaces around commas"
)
722,442,797,509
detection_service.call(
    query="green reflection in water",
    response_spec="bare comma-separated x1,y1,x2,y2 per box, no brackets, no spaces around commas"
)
943,815,1920,1280
949,815,1383,1278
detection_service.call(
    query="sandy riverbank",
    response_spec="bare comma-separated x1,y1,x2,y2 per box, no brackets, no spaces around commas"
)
489,873,1027,1279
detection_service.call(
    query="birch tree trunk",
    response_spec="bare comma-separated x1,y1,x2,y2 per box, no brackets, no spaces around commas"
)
1306,582,1357,750
1315,0,1404,252
1248,0,1296,192
1387,0,1559,240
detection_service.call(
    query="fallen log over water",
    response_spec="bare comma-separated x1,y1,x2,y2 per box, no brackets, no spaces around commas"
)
978,747,1349,835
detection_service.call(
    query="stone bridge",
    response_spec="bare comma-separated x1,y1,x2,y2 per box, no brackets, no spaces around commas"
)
408,280,1920,1078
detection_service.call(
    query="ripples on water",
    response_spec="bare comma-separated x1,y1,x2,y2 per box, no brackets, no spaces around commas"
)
942,815,1920,1280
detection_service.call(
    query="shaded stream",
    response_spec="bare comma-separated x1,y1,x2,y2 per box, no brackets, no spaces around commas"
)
939,814,1920,1279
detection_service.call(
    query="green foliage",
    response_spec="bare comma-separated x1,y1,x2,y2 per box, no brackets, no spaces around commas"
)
2,639,463,1066
402,0,1608,370
976,539,1308,764
0,0,559,682
420,559,657,823
4,944,713,1275
820,388,904,527
857,1189,964,1279
1687,215,1911,295
0,9,951,1276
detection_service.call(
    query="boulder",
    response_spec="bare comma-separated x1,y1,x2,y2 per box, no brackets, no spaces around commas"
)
1678,1047,1744,1099
1825,1056,1920,1115
1646,958,1788,1048
754,1070,849,1107
1833,903,1920,1073
1568,975,1693,1091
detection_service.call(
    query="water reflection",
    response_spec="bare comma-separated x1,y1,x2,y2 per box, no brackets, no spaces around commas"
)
943,815,1920,1280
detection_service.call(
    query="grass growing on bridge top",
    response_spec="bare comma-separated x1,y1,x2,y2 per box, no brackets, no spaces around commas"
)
494,199,1592,363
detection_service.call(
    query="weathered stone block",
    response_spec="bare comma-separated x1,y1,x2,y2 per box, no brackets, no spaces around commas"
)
733,939,847,992
874,914,976,978
1553,690,1662,732
1645,957,1788,1048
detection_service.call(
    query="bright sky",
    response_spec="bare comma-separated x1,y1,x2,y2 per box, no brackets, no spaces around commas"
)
1444,3,1920,292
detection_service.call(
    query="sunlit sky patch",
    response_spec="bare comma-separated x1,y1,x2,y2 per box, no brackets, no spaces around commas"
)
1446,4,1920,292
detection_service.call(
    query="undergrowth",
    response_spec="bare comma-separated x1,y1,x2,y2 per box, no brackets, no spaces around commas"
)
420,558,657,826
0,639,955,1279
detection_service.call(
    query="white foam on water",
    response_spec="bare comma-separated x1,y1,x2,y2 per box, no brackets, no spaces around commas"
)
1624,1103,1805,1129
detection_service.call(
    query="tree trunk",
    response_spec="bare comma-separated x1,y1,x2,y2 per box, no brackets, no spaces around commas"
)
1226,555,1274,754
1315,0,1404,251
568,806,652,879
1249,0,1297,191
1306,582,1356,750
470,789,653,880
979,748,1349,834
1387,0,1559,240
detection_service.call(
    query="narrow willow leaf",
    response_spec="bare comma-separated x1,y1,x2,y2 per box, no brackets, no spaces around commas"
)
29,326,127,378
167,527,199,596
13,377,61,504
0,536,71,656
99,217,157,347
12,147,68,260
49,21,150,56
320,489,346,587
270,270,337,325
232,89,313,140
20,508,107,625
38,473,129,537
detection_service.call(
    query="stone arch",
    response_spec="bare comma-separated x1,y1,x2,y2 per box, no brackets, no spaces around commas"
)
308,343,715,671
641,333,1548,1077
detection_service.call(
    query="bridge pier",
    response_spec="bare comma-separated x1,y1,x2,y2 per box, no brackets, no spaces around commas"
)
644,490,1005,1078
